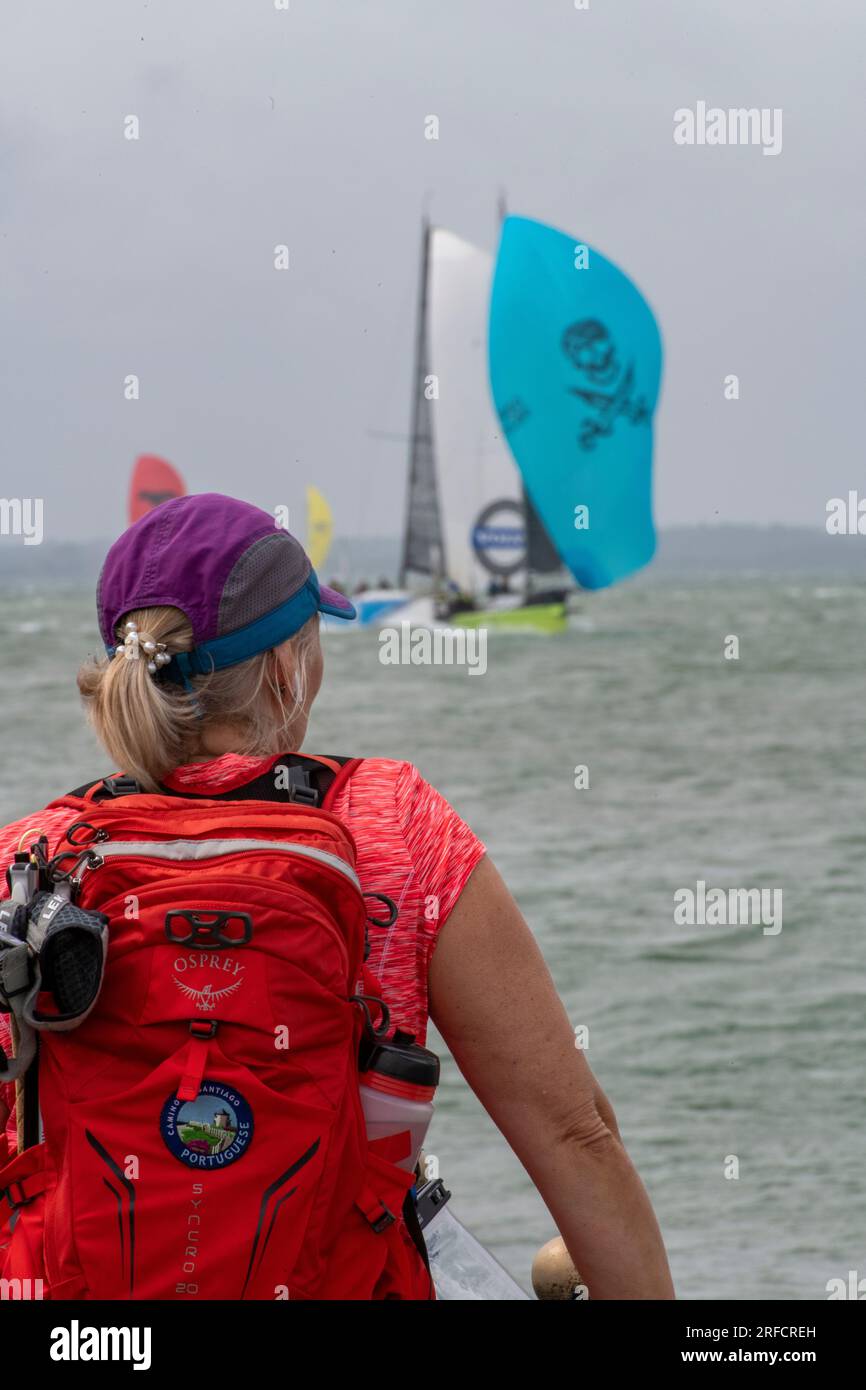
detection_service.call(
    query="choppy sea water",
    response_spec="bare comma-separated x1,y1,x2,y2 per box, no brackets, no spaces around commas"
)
1,576,863,1300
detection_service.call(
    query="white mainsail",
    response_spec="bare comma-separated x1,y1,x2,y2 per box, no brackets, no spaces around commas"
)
427,229,525,595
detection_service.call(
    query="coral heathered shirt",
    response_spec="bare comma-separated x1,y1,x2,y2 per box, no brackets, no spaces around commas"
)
0,753,485,1148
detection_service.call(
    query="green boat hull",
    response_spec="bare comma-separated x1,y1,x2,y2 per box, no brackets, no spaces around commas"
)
450,602,567,634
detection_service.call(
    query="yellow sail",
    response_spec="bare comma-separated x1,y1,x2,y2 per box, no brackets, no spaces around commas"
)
306,486,333,572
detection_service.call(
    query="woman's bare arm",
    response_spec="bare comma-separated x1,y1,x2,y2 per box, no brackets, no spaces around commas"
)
428,855,675,1299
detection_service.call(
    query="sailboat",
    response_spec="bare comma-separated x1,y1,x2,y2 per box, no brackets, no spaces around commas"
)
398,221,569,634
305,486,334,572
128,455,186,525
336,213,662,634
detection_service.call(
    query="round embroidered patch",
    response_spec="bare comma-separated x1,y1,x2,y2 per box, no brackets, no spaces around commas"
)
160,1079,254,1169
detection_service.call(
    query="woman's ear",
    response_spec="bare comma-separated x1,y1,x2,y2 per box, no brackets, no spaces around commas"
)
270,641,297,696
266,647,285,693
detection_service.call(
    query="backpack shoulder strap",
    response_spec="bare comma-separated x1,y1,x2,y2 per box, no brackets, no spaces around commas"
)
64,774,141,803
173,754,361,809
65,756,362,811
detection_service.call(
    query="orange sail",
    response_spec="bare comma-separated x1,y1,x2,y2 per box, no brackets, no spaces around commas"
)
128,455,186,525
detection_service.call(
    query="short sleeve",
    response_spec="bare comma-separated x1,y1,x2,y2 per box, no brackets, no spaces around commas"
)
395,761,486,941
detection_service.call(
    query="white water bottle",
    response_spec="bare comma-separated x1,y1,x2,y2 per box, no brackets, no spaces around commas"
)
358,1028,439,1173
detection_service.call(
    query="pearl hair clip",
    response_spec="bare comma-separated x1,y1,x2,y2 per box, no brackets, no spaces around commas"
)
115,619,172,675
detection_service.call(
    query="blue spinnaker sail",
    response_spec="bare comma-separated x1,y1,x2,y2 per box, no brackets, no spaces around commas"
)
489,216,663,590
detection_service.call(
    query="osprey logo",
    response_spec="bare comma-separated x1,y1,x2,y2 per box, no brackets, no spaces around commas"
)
172,952,245,1012
172,977,242,1011
562,319,650,451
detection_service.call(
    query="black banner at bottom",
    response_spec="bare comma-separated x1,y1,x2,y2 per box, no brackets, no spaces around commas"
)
1,1297,860,1375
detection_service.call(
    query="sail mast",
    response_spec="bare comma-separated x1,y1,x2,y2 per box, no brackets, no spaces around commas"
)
399,218,441,586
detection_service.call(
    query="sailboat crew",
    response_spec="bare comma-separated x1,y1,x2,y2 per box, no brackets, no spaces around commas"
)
0,493,673,1300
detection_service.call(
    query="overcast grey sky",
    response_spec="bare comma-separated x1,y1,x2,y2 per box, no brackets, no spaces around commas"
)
1,0,862,541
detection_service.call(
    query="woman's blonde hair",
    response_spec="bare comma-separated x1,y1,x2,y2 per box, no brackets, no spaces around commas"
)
78,606,320,791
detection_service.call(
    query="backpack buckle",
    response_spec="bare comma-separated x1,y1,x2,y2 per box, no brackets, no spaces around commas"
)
370,1204,396,1234
189,1020,218,1039
356,1184,397,1234
1,1179,37,1212
283,766,319,806
100,775,140,799
288,784,318,806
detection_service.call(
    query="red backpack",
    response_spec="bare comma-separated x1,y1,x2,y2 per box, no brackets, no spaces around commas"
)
0,755,433,1300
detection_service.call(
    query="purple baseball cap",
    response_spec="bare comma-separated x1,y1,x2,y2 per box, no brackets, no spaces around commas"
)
98,493,355,679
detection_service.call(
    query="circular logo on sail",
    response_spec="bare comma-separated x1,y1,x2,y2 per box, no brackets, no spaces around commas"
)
471,499,526,576
160,1080,253,1169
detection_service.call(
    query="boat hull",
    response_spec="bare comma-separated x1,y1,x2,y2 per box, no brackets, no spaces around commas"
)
451,602,567,634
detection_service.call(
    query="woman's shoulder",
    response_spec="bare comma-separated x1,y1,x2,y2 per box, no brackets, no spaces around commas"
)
343,756,414,793
338,757,442,821
343,756,407,780
339,757,485,872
